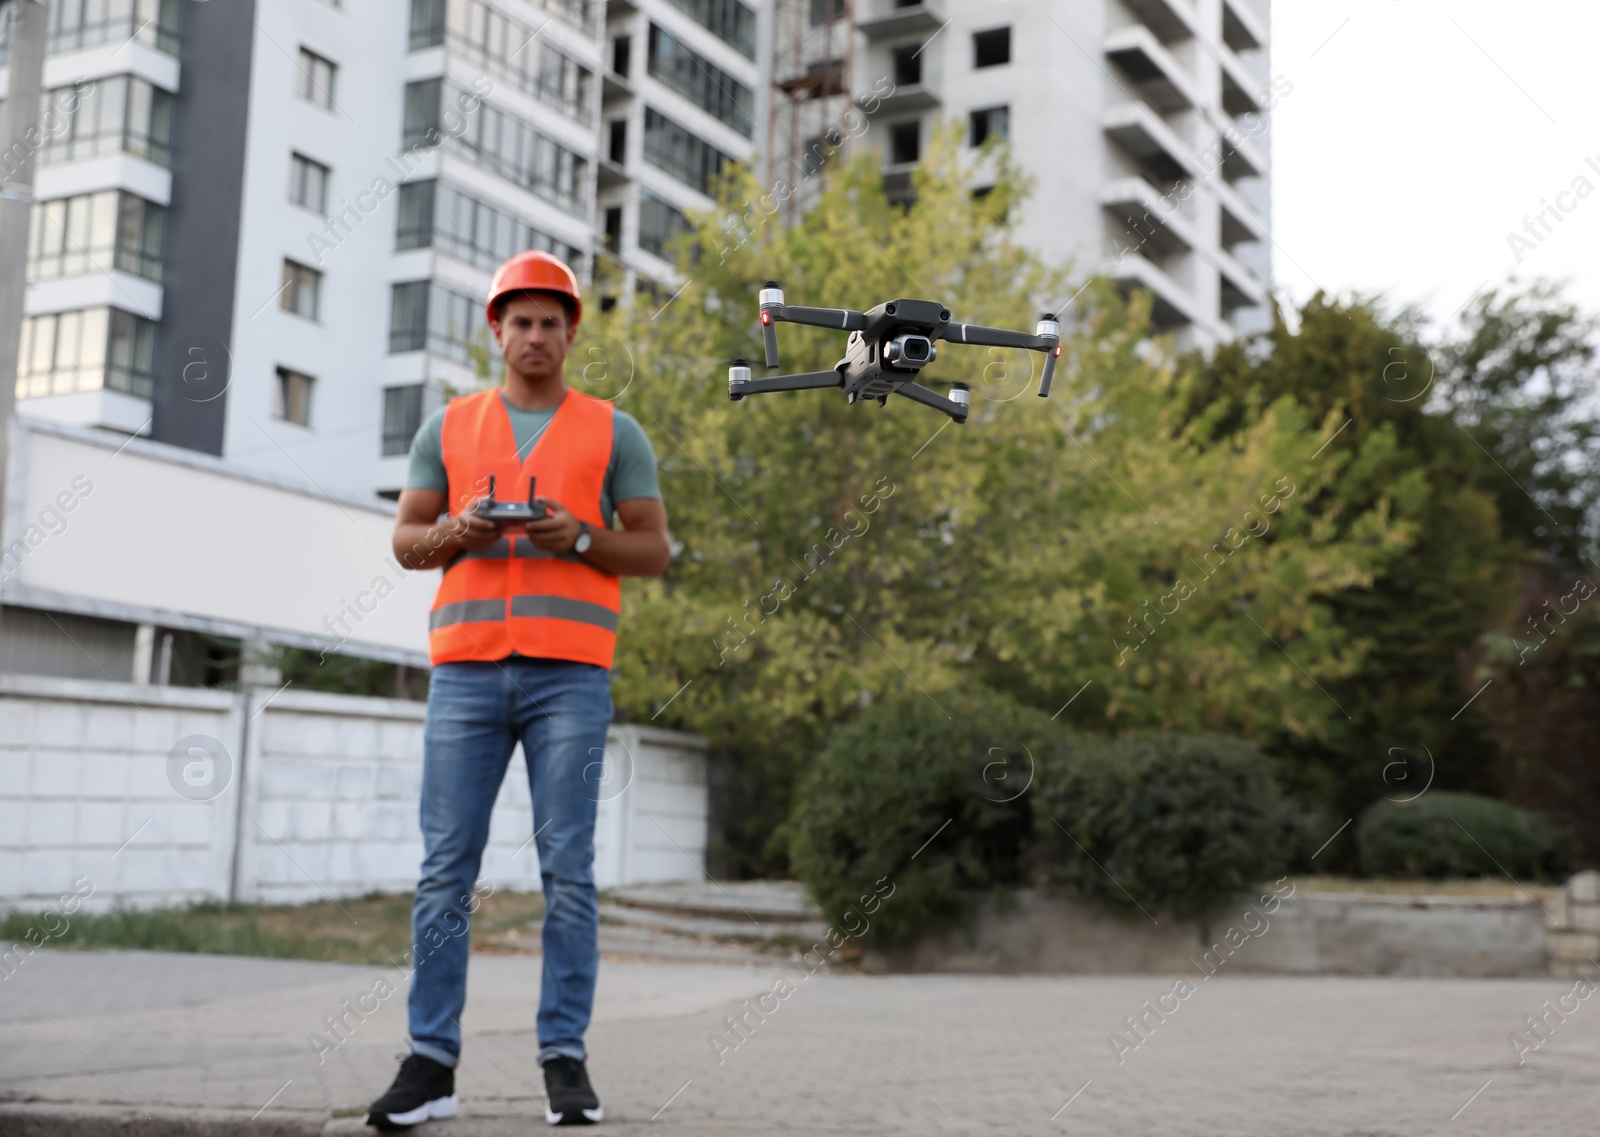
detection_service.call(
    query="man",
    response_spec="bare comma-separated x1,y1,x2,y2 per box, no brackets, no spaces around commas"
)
366,252,670,1129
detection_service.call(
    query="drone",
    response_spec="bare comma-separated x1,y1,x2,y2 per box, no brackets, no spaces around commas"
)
726,281,1062,424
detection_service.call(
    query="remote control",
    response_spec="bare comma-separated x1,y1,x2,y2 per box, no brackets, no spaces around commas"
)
474,474,551,525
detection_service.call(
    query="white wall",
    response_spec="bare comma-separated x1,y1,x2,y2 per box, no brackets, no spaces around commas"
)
4,416,435,665
0,674,709,911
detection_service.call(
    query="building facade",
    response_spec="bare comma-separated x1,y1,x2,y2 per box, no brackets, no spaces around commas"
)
0,0,1269,683
843,0,1273,347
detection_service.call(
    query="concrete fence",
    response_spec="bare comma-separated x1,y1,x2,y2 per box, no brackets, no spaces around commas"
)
0,673,709,911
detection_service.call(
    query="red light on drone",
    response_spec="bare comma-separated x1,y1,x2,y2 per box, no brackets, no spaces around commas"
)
761,311,771,325
1053,345,1062,356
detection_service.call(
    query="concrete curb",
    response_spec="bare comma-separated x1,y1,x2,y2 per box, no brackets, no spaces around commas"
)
0,1103,329,1136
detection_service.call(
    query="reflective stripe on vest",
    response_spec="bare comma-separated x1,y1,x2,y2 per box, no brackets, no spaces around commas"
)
448,536,589,567
428,388,620,668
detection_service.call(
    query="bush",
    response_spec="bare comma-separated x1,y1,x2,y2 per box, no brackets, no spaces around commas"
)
1356,792,1566,879
787,690,1062,944
1031,732,1289,929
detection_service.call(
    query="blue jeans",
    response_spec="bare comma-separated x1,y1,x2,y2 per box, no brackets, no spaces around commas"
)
406,657,613,1068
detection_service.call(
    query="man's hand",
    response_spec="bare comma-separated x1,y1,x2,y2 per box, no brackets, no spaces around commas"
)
525,498,581,553
393,489,505,570
450,499,506,552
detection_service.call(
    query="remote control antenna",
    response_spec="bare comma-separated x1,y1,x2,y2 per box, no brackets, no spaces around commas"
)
1036,313,1061,398
759,281,783,368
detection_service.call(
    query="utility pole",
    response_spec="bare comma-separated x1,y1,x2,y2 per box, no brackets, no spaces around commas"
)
0,0,50,641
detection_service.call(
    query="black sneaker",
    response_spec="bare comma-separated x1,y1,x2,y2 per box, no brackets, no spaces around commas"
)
366,1054,459,1130
543,1056,602,1125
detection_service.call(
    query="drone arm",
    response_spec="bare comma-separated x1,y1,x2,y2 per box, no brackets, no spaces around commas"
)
758,282,867,370
896,381,971,424
939,323,1046,351
942,314,1063,398
774,305,869,332
729,364,844,401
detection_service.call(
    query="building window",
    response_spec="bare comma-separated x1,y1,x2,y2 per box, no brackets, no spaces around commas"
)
398,179,585,271
661,0,754,59
434,0,593,121
608,119,627,164
612,34,631,78
17,308,156,400
396,180,436,250
430,182,584,271
973,27,1010,68
642,106,731,196
389,282,430,353
647,24,754,137
603,206,622,255
382,385,426,456
388,281,483,365
27,191,165,283
892,44,922,87
402,77,442,149
1,0,182,59
281,260,322,320
289,153,330,212
407,81,590,215
638,190,687,259
970,105,1009,146
296,47,338,109
809,0,846,25
273,367,314,426
408,0,446,48
39,75,175,168
889,120,919,165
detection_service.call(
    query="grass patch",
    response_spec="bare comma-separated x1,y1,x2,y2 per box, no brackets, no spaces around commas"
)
0,890,545,965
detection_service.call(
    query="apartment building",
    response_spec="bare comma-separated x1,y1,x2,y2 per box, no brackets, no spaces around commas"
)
845,0,1274,346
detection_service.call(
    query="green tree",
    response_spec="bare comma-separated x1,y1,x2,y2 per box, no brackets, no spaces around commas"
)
589,135,1422,874
1185,296,1527,830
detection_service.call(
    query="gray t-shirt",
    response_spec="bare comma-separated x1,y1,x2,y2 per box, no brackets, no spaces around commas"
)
407,390,661,523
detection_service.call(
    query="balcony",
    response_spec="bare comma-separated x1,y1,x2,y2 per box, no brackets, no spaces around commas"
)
1213,178,1267,248
603,70,634,103
1222,0,1267,53
1104,25,1198,115
1216,248,1267,312
596,156,630,190
1101,177,1196,258
0,1,181,63
1111,253,1228,343
1218,126,1266,182
859,0,945,41
1111,254,1200,333
865,83,941,117
881,161,915,204
1103,101,1193,183
1121,0,1195,43
1219,46,1268,116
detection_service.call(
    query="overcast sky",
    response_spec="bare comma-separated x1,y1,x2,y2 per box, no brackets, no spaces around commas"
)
1270,0,1600,328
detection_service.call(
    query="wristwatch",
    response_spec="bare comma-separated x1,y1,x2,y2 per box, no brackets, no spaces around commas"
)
573,521,593,556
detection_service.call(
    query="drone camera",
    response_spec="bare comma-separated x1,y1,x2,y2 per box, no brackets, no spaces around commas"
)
885,333,936,368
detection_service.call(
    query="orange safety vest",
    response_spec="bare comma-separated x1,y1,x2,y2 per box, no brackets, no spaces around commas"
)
429,387,620,669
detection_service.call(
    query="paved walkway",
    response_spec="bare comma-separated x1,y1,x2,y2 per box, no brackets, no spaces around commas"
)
2,945,1597,1135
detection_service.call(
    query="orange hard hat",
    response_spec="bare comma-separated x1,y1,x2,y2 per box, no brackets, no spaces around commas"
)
486,251,582,329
